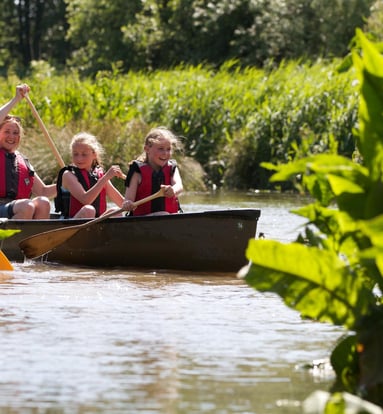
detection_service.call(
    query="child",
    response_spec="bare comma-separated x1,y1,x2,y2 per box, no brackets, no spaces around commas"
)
0,84,56,219
123,126,183,215
55,132,124,218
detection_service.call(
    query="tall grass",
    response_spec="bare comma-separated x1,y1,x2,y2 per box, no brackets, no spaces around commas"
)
0,59,358,190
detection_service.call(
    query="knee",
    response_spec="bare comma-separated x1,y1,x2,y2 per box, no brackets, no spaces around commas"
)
33,196,51,219
12,200,35,219
34,196,50,205
76,205,96,219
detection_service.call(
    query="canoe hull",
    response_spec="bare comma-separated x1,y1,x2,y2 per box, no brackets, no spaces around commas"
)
0,209,261,272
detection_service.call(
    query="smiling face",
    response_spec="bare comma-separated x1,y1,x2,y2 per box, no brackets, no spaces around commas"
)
72,143,97,171
0,120,21,153
145,137,172,170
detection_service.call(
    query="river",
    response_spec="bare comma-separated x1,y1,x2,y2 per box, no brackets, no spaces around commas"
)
0,191,345,413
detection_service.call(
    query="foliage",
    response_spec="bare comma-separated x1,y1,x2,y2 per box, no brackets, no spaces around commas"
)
365,0,383,42
65,0,140,75
223,60,359,189
0,58,359,190
0,0,68,75
0,0,378,75
64,0,378,72
241,30,383,407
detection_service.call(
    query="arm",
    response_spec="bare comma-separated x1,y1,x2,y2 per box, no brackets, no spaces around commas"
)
32,174,57,198
122,172,140,211
105,181,124,208
171,167,183,196
62,165,124,205
0,84,29,123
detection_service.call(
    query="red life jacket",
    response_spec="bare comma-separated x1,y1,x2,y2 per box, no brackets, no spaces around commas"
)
68,167,107,218
132,160,180,216
0,149,34,199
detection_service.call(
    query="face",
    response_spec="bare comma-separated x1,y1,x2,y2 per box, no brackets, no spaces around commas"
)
0,121,21,153
145,137,172,169
72,143,96,170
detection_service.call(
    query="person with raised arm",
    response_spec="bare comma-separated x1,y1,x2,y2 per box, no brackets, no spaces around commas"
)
0,84,56,219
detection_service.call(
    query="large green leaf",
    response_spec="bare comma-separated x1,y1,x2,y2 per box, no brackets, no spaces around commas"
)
359,215,383,248
356,247,383,292
364,180,383,219
266,154,368,183
292,205,360,246
330,334,358,393
327,174,365,195
353,29,383,181
263,154,370,207
242,239,376,329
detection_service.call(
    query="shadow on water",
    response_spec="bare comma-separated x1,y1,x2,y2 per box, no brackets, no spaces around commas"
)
0,191,344,414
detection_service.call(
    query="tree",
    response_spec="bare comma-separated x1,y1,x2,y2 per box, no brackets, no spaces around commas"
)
0,0,68,75
0,0,378,76
0,0,17,73
65,0,141,75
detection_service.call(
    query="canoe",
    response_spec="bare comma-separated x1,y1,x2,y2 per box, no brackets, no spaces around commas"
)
0,209,261,272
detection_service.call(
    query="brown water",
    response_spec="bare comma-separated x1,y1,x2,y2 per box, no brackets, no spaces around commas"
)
0,192,345,414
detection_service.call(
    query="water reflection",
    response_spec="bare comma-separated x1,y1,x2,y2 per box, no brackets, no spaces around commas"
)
0,193,345,413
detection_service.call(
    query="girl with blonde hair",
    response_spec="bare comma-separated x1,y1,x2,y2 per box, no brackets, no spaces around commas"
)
56,132,124,218
123,126,183,216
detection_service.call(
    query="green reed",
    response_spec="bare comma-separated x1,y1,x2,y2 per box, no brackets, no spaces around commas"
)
0,58,357,191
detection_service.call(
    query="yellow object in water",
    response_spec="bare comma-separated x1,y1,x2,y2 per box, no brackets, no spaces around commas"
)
0,250,13,270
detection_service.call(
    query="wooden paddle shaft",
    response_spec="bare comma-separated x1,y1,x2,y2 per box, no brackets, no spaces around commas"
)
24,95,65,168
83,187,166,227
25,95,127,180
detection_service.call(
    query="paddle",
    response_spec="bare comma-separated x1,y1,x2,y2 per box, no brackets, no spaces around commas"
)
19,188,166,259
24,94,65,168
0,250,14,270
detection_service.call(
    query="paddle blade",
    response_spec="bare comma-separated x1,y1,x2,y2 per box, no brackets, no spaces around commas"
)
19,227,80,259
0,250,13,270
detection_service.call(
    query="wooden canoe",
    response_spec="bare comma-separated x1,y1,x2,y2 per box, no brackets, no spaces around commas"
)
0,209,261,272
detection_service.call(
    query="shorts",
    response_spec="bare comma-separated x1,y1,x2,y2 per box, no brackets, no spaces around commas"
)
0,201,16,219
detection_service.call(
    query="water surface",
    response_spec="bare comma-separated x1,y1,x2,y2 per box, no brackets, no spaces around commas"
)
0,192,345,413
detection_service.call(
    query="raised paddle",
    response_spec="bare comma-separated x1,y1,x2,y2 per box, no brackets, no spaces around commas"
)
25,94,128,181
19,188,166,259
24,94,65,168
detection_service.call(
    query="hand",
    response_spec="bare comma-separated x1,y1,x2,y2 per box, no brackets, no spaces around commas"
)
16,84,30,100
106,165,126,180
122,199,136,211
161,184,175,198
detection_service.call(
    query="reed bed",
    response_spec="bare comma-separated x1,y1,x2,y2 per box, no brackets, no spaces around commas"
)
0,59,358,190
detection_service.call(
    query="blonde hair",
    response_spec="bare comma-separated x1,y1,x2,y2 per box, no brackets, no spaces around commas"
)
138,126,181,162
70,132,104,168
0,115,24,139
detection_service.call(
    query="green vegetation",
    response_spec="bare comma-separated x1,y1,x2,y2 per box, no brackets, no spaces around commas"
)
2,1,381,192
2,1,383,410
241,30,383,408
0,0,377,75
1,58,359,191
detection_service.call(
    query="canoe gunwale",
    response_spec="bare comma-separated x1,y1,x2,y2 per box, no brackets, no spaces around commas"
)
0,208,261,271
